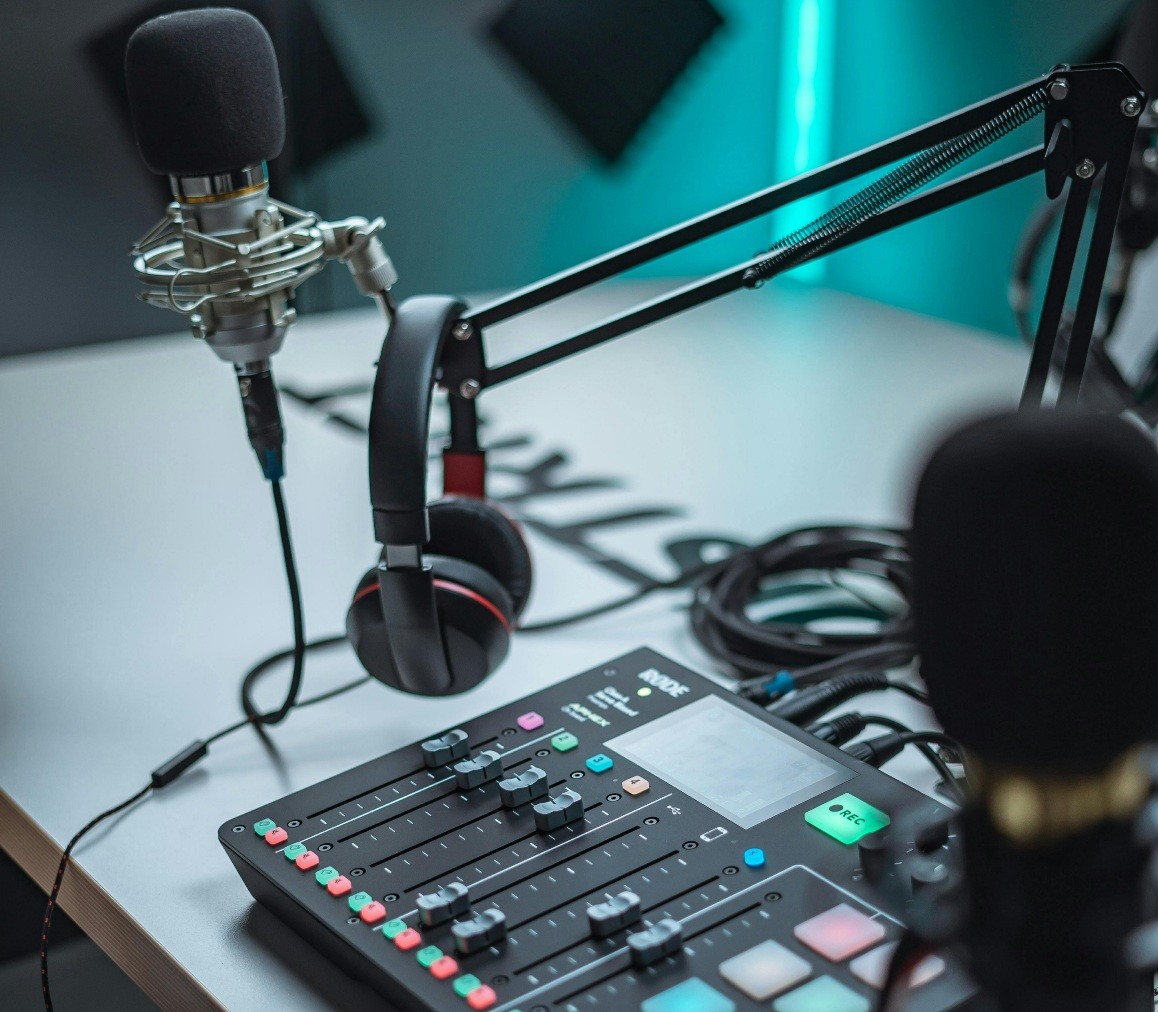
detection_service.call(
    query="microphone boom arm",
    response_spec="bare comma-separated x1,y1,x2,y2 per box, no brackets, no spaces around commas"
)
436,63,1144,456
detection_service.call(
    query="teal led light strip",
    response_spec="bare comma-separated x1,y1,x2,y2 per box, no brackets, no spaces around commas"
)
775,0,837,281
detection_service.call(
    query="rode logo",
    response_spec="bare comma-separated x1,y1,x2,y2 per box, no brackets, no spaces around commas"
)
637,668,690,698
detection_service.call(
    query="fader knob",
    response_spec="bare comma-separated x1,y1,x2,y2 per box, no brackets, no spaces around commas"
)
533,788,583,831
627,918,683,967
421,728,469,768
498,766,549,808
453,750,503,789
587,890,642,937
416,882,470,927
452,907,507,954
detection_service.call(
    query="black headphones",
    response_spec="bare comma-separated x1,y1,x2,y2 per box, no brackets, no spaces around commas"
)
346,296,533,695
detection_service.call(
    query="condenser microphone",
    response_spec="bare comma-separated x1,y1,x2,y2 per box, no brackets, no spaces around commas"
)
124,7,396,479
910,409,1158,1011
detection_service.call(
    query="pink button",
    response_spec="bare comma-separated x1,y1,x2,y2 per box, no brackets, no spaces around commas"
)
429,955,458,979
850,942,946,988
393,927,422,950
794,903,887,961
263,827,288,846
467,984,497,1009
359,901,387,925
326,875,353,897
294,850,320,871
517,712,544,731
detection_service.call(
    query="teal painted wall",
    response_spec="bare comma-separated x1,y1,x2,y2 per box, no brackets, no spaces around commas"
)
306,0,1134,338
823,0,1131,336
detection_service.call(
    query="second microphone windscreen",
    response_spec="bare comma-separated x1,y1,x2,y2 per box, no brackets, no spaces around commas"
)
124,7,285,177
911,410,1158,773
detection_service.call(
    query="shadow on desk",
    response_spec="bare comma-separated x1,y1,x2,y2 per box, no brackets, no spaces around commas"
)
234,902,401,1011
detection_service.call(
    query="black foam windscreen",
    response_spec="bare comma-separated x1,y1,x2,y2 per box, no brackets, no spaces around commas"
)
488,0,724,164
911,410,1158,774
124,7,285,176
1116,0,1158,102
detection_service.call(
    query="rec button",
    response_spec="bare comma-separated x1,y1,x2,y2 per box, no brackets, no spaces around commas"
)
804,793,890,845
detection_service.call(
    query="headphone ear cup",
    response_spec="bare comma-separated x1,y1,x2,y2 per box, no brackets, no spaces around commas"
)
346,566,405,690
428,498,533,618
427,555,513,687
346,558,515,694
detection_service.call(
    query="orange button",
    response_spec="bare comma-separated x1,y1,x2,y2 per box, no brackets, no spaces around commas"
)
394,927,422,951
264,827,288,845
360,901,387,925
622,776,650,796
467,984,497,1009
429,955,458,980
294,851,320,871
326,875,353,897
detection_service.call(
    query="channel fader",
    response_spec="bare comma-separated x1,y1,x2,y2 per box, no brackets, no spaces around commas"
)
221,649,973,1010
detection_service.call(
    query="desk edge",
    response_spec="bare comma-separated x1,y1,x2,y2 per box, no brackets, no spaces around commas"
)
0,788,224,1012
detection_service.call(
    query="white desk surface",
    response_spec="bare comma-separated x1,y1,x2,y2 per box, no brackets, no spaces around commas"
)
0,280,1025,1009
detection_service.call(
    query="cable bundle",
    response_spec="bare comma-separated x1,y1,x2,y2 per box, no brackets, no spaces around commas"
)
687,525,916,690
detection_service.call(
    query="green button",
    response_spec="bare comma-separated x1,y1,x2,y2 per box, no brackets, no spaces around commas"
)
315,866,339,886
551,731,579,752
416,944,442,968
804,792,890,845
381,918,408,939
283,842,306,860
348,891,373,912
253,818,276,836
453,973,481,998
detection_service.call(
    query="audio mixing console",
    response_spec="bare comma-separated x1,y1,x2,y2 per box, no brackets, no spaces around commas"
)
221,649,973,1011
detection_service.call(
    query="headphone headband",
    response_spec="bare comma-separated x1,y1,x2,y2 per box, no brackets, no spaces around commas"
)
368,295,468,546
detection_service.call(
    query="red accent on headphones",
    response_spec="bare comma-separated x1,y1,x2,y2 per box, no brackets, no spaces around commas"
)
443,449,487,498
352,579,511,635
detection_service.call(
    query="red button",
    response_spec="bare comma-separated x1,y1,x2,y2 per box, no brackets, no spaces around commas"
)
429,955,458,980
467,984,497,1009
295,850,320,871
263,827,288,846
326,876,353,897
393,927,422,951
359,901,387,925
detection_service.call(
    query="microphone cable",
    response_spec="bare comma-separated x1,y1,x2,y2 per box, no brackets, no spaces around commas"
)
39,476,366,1012
38,634,362,1012
241,480,305,726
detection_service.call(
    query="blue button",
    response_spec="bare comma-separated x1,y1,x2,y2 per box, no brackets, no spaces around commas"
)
585,753,614,774
642,977,736,1012
743,847,766,869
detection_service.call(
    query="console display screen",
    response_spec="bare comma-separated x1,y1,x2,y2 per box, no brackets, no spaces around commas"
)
605,695,853,829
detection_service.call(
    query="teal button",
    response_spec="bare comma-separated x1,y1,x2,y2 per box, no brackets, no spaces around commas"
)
416,944,442,968
804,792,890,845
283,842,306,860
773,975,870,1012
348,891,373,912
585,753,613,773
253,818,276,836
743,847,765,868
453,973,481,997
642,977,736,1012
381,918,408,939
551,731,579,752
315,866,339,886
